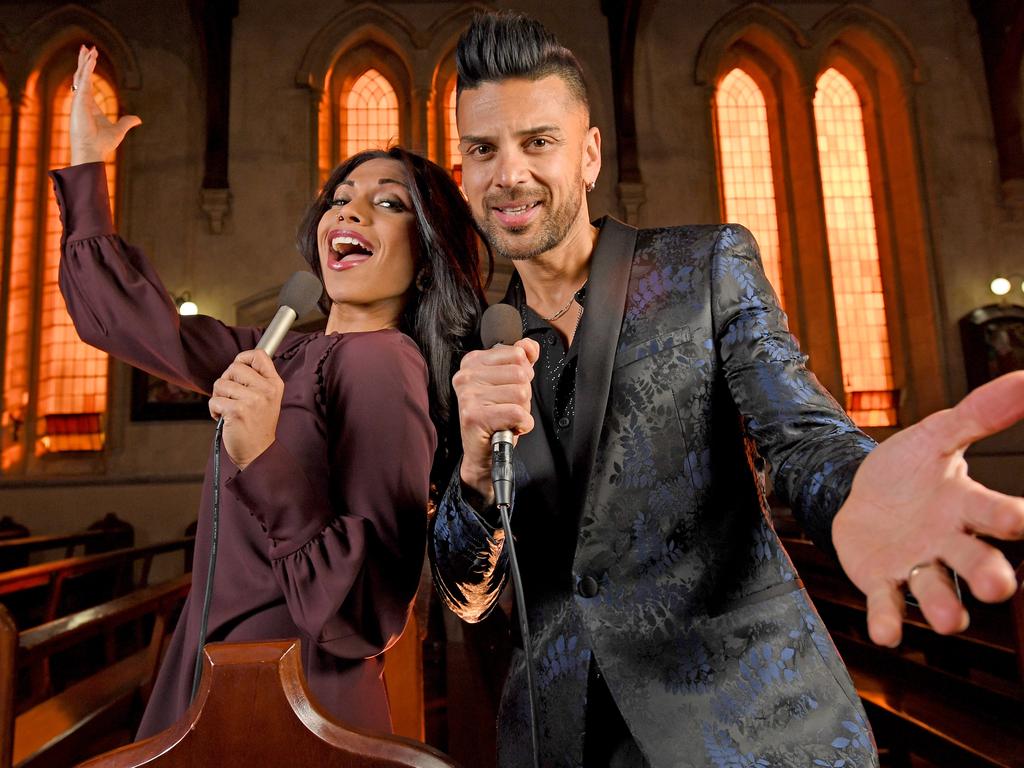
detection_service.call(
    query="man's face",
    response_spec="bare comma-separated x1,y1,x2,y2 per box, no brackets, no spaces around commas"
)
457,76,600,262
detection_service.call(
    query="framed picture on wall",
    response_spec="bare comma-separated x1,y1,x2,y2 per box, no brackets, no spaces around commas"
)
130,367,209,421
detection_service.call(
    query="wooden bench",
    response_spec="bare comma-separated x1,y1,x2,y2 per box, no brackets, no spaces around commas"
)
77,639,459,768
0,528,133,572
0,517,29,543
0,537,194,629
778,525,1024,768
0,574,191,768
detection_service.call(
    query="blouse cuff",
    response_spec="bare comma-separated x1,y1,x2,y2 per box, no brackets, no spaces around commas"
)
226,439,334,554
49,163,116,240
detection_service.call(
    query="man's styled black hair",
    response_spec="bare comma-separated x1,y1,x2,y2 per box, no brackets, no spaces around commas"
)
455,10,589,114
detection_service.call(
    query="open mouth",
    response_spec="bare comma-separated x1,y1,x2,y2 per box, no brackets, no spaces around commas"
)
327,231,375,271
492,201,542,228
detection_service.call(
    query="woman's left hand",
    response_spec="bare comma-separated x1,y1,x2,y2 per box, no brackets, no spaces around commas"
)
209,350,284,470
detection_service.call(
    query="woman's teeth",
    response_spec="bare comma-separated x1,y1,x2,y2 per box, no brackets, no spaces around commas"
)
331,235,374,256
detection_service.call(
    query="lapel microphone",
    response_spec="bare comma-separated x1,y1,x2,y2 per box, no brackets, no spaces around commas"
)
480,304,522,508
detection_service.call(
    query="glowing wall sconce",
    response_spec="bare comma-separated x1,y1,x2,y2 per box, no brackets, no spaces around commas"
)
990,273,1024,298
174,291,198,316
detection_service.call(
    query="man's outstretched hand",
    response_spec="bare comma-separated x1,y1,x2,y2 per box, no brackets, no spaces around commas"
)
832,370,1024,647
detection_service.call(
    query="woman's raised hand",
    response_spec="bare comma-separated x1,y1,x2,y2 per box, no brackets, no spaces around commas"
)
70,45,141,165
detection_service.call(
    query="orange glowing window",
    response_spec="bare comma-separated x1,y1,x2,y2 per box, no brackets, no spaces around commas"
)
342,69,399,158
814,68,896,427
2,65,119,470
714,68,784,305
318,71,332,186
445,76,461,180
35,73,117,455
3,72,41,470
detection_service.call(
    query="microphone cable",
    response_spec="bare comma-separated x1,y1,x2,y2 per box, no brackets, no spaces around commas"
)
191,416,224,700
496,495,541,768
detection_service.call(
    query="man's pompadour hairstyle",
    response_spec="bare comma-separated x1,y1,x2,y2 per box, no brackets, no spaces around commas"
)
455,10,590,113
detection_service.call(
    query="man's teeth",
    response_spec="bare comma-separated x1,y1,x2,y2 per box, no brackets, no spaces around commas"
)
501,203,535,214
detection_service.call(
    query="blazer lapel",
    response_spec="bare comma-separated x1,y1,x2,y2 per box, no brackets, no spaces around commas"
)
571,217,637,511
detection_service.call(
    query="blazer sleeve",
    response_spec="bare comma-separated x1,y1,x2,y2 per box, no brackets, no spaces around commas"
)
429,463,510,623
227,332,436,657
709,224,877,553
51,162,261,394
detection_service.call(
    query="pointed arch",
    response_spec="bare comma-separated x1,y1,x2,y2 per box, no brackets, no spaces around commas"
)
812,4,925,85
295,3,416,92
13,4,140,95
695,3,809,87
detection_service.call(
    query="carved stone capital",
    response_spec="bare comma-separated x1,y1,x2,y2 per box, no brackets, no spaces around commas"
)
617,181,647,225
200,187,231,234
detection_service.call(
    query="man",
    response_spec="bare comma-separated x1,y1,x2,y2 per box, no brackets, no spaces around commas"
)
430,12,1024,768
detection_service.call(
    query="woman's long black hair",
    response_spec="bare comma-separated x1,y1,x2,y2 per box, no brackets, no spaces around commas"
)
296,147,489,438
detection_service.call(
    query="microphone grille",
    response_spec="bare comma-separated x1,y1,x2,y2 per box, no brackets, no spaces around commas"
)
279,271,323,317
480,303,522,347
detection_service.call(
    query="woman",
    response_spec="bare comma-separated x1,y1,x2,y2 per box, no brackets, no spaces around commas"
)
55,46,486,739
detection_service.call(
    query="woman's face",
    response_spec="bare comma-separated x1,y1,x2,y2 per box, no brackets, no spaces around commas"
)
317,158,419,330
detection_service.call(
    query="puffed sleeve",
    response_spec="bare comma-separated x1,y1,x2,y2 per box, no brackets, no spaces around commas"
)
710,224,877,553
227,331,436,657
429,462,510,622
51,162,261,393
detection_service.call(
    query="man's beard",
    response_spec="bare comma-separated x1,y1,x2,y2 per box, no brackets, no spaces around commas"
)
479,178,583,262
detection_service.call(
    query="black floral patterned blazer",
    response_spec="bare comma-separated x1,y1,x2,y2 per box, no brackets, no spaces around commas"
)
431,218,880,768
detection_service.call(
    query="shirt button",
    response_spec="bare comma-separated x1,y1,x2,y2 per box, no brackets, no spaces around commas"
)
546,336,557,346
577,575,599,598
557,417,570,429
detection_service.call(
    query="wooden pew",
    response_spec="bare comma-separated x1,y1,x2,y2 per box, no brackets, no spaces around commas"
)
0,574,191,768
77,639,459,768
0,518,29,543
0,529,131,572
0,537,193,629
778,522,1024,768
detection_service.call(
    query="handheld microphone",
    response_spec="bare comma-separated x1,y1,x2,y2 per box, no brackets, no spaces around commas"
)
192,270,323,701
480,304,523,508
479,303,540,768
255,271,323,355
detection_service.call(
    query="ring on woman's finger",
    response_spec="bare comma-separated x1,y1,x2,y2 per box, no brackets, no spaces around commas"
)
907,561,941,583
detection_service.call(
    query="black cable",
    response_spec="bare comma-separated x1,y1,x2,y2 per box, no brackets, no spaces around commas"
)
191,416,224,700
498,500,541,768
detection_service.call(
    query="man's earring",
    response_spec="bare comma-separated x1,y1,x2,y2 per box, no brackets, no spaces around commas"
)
585,180,596,193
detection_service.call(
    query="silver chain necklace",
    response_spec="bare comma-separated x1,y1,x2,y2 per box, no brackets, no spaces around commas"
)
541,291,579,322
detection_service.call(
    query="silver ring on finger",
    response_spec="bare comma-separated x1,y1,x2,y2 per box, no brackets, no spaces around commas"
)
907,561,940,583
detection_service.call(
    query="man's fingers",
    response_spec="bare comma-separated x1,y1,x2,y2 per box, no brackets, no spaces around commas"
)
515,338,541,365
465,344,537,371
907,563,969,635
939,533,1018,603
464,382,532,408
959,482,1024,540
464,403,534,438
866,584,905,647
944,370,1024,448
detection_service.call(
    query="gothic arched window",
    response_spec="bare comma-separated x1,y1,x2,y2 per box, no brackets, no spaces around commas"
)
1,56,121,470
814,67,896,426
715,67,785,305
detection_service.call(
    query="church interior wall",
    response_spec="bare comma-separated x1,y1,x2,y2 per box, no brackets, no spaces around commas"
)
0,0,1020,546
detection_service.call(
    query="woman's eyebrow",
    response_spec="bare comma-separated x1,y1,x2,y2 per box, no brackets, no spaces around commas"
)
336,178,410,191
